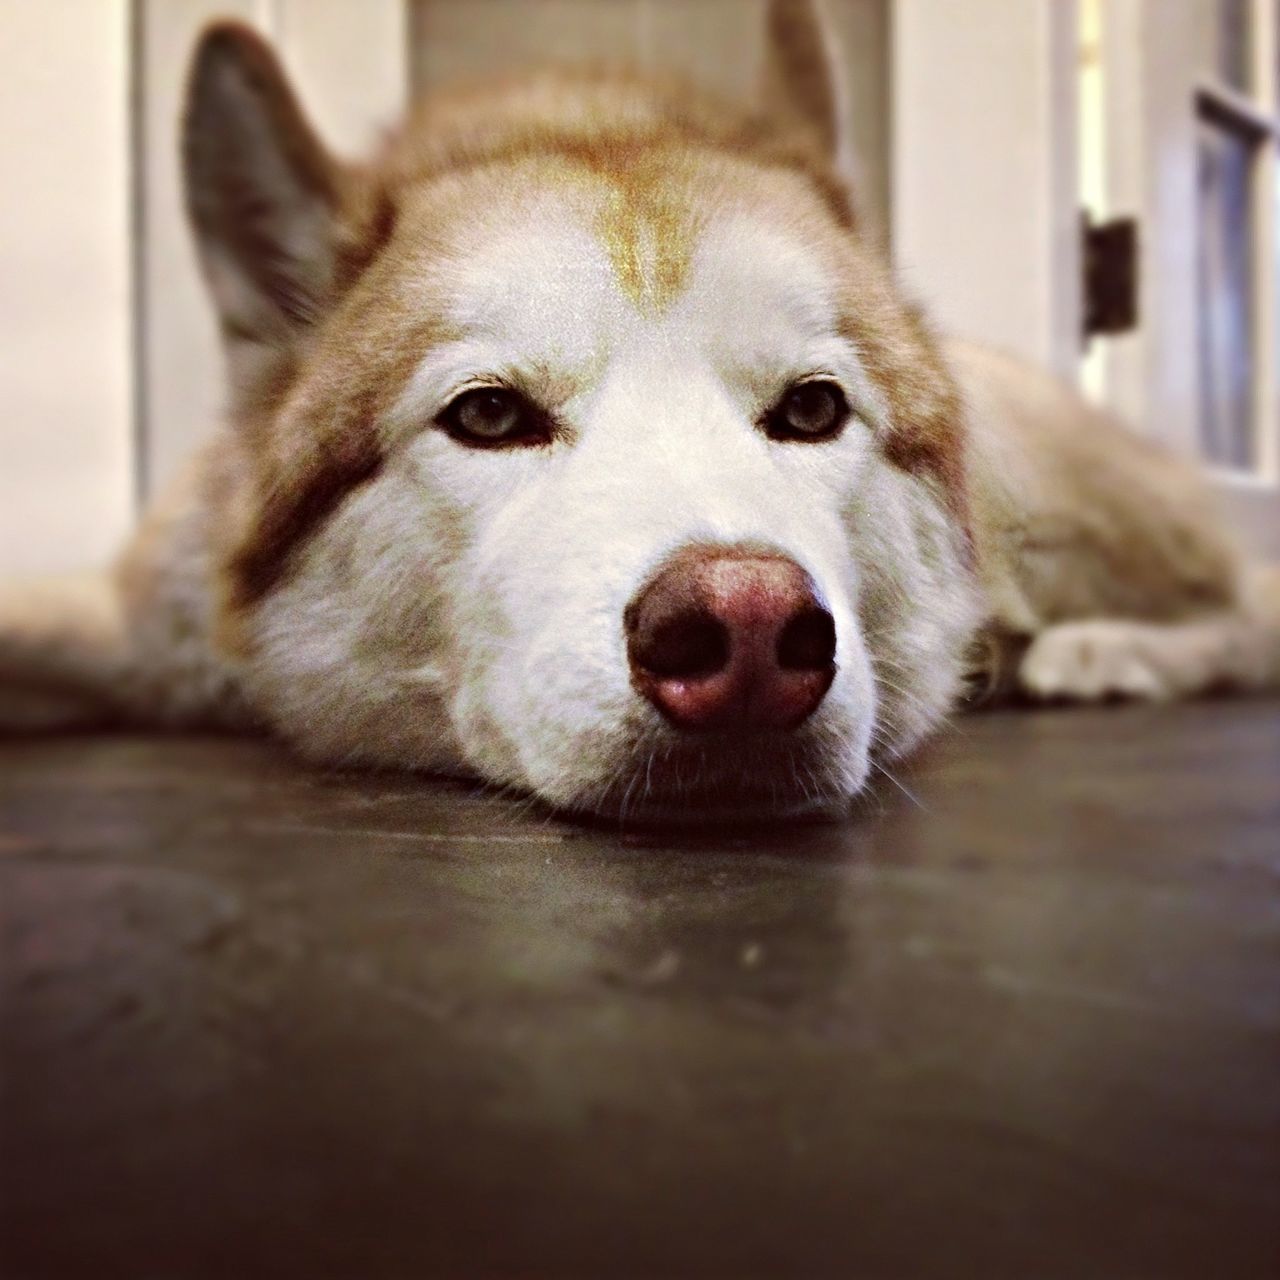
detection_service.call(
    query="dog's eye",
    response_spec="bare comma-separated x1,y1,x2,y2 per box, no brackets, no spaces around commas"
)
766,380,850,442
437,387,550,447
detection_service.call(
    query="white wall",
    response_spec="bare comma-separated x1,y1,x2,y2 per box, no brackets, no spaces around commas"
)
0,0,134,575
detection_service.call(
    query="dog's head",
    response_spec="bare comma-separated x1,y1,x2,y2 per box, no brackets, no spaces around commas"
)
183,4,980,822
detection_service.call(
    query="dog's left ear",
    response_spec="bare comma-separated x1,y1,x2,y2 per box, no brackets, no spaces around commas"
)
763,0,854,180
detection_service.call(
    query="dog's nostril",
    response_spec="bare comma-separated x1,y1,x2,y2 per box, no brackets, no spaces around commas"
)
632,611,730,679
777,607,837,671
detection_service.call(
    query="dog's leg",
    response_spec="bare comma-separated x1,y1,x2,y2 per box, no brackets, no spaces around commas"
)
0,565,249,731
0,571,137,729
1018,572,1280,702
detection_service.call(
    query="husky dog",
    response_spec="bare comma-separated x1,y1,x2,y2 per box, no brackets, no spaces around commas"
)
1,3,1277,821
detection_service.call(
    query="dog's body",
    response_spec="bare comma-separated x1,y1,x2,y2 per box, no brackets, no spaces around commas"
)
2,4,1277,820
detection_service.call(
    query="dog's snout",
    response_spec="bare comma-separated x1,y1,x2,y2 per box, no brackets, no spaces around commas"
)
625,545,836,732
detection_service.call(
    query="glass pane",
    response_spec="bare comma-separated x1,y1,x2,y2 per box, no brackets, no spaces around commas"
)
1196,117,1258,469
1193,0,1254,93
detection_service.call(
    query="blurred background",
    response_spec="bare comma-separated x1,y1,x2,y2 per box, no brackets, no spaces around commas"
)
0,0,1277,576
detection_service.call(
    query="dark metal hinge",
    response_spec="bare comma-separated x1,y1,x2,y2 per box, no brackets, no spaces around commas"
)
1082,211,1139,344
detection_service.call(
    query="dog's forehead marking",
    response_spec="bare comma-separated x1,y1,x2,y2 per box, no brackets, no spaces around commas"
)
594,174,695,311
435,195,844,378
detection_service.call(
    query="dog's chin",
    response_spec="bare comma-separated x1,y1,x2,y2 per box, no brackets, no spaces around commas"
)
579,786,851,829
545,731,869,827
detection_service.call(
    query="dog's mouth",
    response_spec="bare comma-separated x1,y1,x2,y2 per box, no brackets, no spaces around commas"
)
570,731,859,825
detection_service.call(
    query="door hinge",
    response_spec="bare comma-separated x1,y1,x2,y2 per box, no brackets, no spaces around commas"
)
1082,212,1139,343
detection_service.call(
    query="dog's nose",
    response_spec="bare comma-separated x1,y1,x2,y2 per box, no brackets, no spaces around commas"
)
625,545,836,731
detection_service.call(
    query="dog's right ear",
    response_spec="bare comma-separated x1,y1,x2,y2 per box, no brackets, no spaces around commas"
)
183,24,342,362
763,0,856,185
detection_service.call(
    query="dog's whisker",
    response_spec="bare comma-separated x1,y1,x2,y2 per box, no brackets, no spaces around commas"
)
869,758,926,812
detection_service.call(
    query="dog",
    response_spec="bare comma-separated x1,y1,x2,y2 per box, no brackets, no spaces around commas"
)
1,2,1277,822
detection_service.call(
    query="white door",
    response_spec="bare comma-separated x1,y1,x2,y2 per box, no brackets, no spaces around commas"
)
1083,0,1280,558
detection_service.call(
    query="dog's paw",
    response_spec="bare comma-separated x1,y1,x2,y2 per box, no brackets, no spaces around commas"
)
1018,620,1178,703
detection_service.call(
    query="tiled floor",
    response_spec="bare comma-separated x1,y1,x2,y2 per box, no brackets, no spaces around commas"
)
2,701,1278,1276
